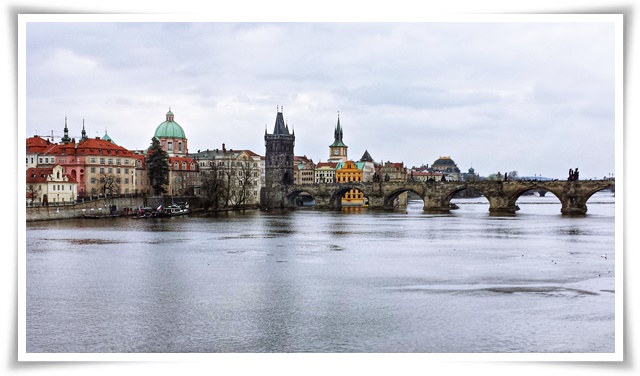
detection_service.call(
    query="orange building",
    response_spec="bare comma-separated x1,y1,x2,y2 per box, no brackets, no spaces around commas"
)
336,160,366,206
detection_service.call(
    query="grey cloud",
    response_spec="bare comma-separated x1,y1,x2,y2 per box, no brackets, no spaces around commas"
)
338,83,502,109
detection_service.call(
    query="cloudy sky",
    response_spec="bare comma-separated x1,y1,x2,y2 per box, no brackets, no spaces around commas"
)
23,15,619,179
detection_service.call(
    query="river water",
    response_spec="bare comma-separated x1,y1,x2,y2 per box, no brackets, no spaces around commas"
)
25,192,617,354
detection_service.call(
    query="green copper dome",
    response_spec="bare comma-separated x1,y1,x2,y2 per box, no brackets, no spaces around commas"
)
154,110,186,139
102,130,115,144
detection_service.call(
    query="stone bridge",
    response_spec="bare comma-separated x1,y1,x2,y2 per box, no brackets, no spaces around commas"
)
284,179,615,215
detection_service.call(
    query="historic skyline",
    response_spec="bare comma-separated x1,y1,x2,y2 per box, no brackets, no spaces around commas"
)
23,15,619,180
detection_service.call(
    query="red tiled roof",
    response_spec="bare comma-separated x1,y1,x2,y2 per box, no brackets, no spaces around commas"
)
26,166,77,184
39,138,134,158
168,156,198,171
26,136,53,153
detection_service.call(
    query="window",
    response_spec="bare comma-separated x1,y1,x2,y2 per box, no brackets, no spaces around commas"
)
116,168,121,174
116,159,121,165
90,157,96,163
168,141,173,151
99,168,104,174
108,168,113,174
108,159,113,165
124,168,129,174
91,167,96,173
91,178,96,184
100,158,105,164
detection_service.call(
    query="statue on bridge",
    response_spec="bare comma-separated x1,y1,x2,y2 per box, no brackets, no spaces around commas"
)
568,167,580,181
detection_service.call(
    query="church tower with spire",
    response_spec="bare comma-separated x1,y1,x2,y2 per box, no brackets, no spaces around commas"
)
80,119,88,142
61,117,71,144
328,113,348,162
261,106,296,208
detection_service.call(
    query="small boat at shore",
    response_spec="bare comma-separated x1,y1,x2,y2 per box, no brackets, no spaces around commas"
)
160,203,190,217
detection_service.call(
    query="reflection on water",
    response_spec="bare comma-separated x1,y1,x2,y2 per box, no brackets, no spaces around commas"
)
25,192,616,353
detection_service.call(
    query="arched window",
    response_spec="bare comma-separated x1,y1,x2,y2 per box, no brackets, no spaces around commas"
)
168,141,173,151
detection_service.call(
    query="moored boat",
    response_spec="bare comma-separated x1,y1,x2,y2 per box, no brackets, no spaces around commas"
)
160,202,190,217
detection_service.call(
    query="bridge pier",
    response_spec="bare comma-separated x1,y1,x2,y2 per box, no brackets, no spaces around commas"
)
488,196,520,216
423,196,451,214
560,197,588,215
560,183,589,215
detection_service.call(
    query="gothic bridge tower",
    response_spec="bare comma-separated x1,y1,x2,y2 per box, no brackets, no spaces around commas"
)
261,107,295,208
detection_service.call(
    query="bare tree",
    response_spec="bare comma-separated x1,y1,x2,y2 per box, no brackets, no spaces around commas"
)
27,184,38,206
200,164,227,212
99,173,120,196
230,160,259,209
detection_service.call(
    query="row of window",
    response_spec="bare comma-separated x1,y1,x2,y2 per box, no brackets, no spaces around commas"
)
199,161,260,167
173,162,197,171
90,177,130,184
90,167,133,174
89,157,133,165
336,176,362,182
90,188,131,194
32,156,140,168
51,184,73,191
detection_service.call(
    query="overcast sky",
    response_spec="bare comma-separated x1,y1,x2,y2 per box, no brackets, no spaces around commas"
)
23,16,618,179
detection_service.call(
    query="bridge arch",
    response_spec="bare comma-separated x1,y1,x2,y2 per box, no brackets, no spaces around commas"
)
583,184,615,203
384,188,423,209
507,185,563,207
328,185,370,209
285,189,317,208
441,185,491,206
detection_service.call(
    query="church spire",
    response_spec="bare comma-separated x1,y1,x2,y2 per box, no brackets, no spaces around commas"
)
61,116,71,143
330,112,347,148
81,118,87,141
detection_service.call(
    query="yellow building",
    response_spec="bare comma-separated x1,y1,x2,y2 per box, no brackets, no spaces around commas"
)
336,160,366,206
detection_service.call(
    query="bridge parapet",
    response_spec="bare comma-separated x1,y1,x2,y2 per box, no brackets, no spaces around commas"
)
285,179,614,215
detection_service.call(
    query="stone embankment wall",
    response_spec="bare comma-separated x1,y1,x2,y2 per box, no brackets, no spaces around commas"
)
25,196,203,222
26,197,145,222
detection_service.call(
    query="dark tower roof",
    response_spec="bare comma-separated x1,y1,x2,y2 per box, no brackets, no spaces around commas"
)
329,113,347,147
81,119,87,141
272,107,290,135
360,149,374,162
61,116,71,144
